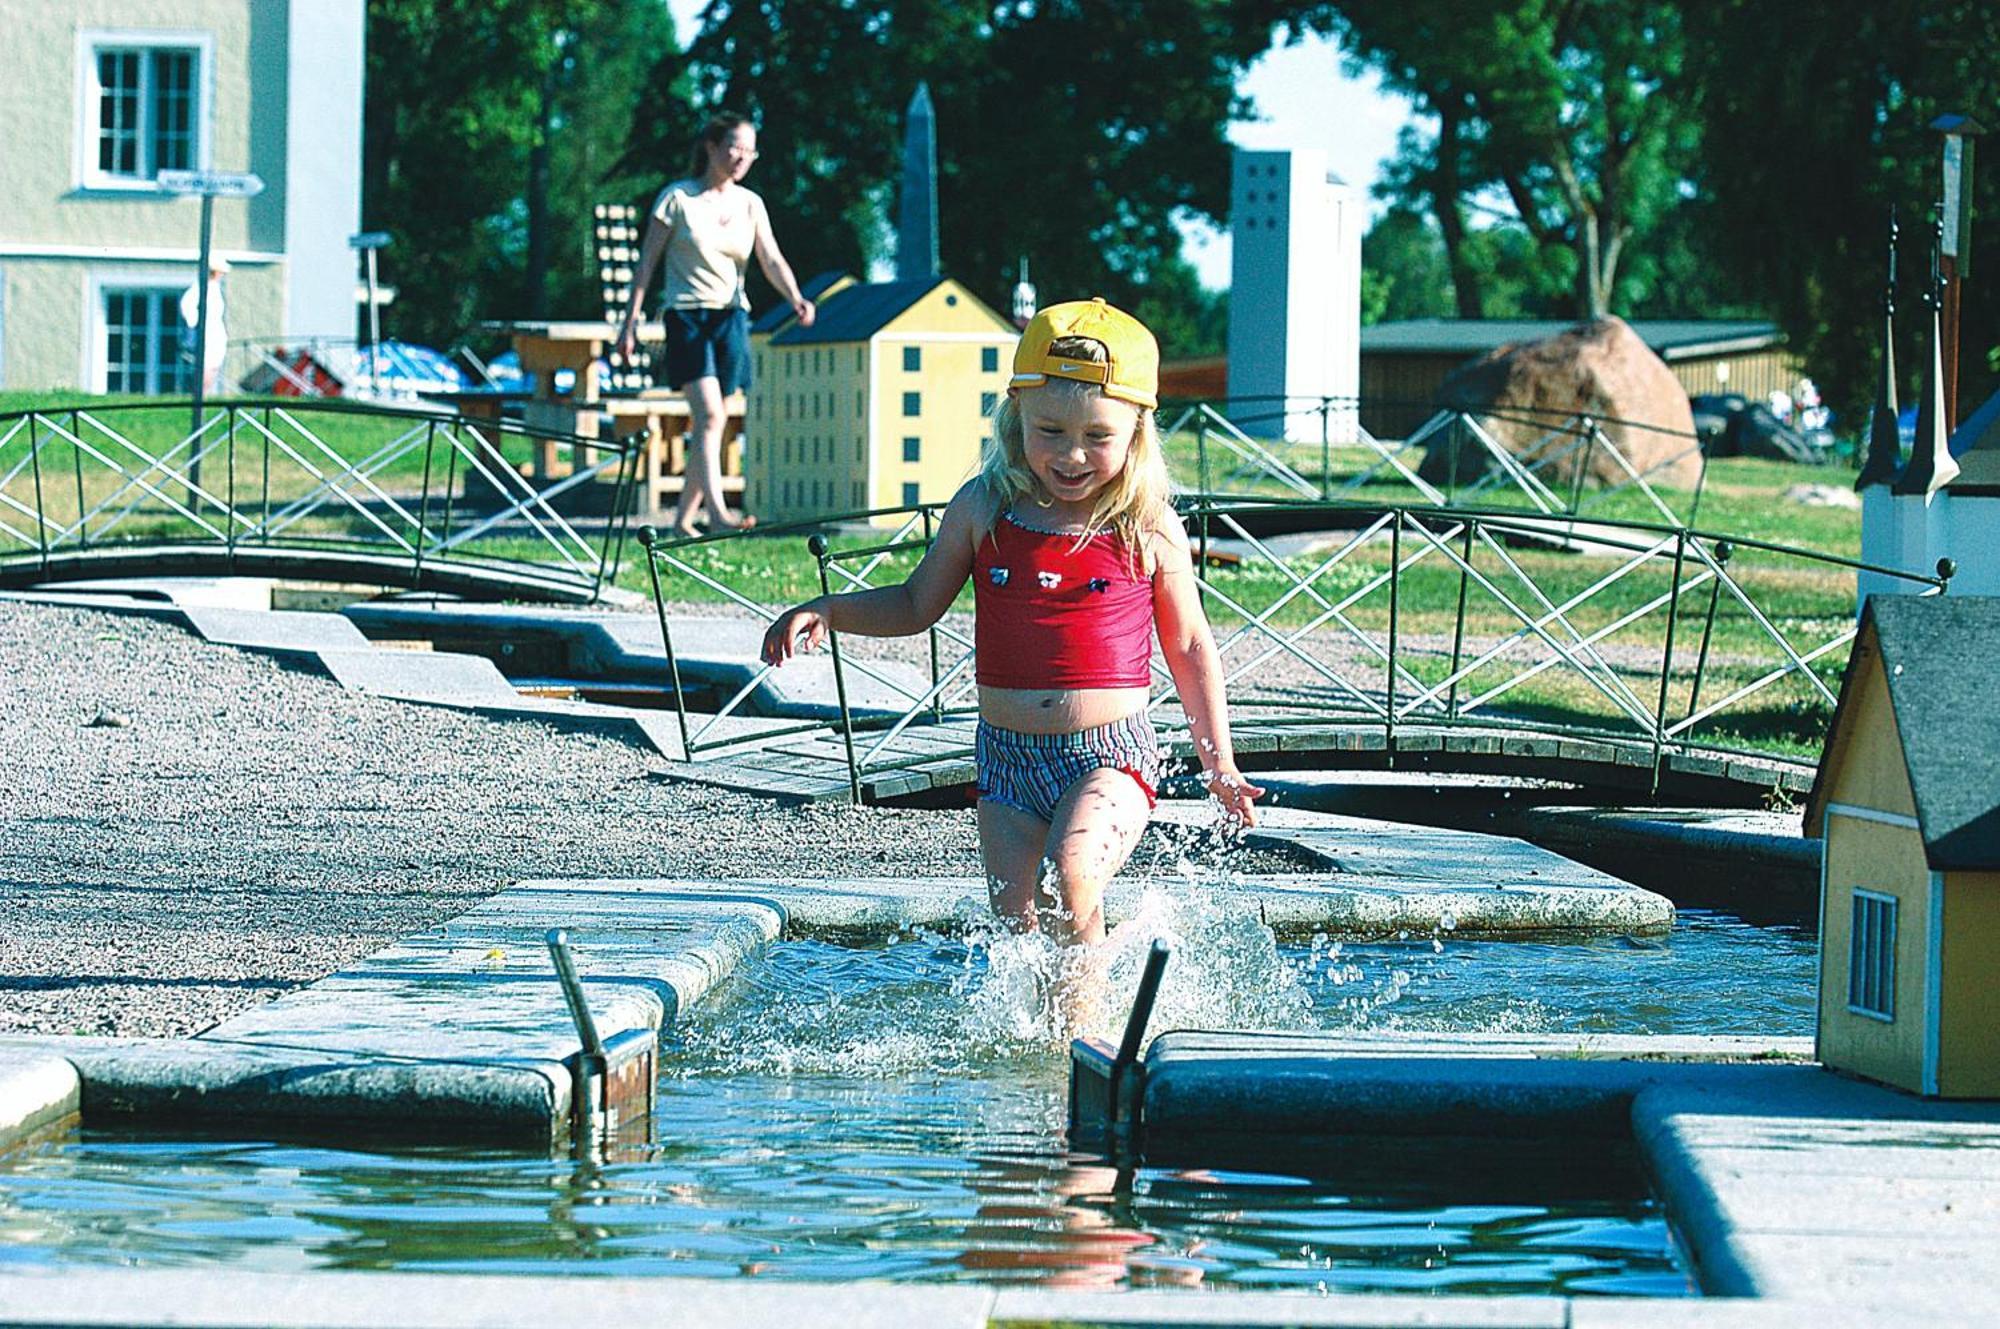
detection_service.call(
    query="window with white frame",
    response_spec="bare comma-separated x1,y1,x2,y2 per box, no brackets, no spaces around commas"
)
81,34,207,186
101,287,189,394
1848,890,1898,1021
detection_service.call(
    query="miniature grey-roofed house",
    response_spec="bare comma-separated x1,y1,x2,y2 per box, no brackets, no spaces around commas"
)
1803,594,2000,1098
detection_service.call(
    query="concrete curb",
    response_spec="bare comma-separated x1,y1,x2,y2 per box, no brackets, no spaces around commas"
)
0,1052,80,1151
0,1270,995,1329
0,1271,1955,1328
0,1036,564,1143
0,887,785,1145
1138,1033,1814,1154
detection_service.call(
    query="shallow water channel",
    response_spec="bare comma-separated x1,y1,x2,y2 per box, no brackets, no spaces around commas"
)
0,896,1813,1295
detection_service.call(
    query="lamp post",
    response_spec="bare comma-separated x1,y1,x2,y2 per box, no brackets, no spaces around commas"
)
1931,113,1985,435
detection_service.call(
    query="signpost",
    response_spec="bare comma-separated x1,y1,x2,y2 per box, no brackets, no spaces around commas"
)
350,231,391,395
157,170,264,461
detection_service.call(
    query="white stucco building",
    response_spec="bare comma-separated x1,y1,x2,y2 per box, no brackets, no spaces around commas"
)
1225,147,1362,443
0,1,364,393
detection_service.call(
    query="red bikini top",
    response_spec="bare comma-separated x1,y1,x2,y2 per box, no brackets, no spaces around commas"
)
972,512,1155,689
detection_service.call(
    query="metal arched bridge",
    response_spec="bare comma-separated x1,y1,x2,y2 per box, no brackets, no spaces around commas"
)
634,495,1945,806
3,394,1946,803
0,399,639,603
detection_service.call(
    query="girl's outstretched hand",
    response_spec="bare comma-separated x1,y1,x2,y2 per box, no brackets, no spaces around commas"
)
1203,763,1266,829
761,606,829,665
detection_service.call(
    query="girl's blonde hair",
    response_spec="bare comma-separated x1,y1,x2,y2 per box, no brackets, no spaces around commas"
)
976,336,1172,563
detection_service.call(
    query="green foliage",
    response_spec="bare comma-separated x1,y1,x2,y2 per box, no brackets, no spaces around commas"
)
1360,210,1453,323
363,1,683,350
1682,0,2000,423
646,1,1272,330
1297,0,1700,319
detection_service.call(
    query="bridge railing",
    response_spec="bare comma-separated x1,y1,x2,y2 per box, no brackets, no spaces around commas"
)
0,398,640,601
638,497,1949,801
1162,397,1709,527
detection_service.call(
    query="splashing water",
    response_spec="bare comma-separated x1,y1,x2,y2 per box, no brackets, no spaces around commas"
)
667,881,1321,1078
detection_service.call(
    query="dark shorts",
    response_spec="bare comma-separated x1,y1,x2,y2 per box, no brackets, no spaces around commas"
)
662,306,752,395
976,715,1162,824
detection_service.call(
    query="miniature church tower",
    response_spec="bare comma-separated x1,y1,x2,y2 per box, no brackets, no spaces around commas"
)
1858,203,2000,603
1225,148,1362,442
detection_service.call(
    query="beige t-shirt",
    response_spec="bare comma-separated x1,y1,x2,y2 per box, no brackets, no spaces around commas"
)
652,179,765,310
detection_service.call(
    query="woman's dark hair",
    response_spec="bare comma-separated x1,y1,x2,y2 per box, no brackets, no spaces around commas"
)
689,112,752,179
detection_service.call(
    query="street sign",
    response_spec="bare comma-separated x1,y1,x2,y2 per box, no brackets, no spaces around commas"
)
156,169,265,198
349,231,392,250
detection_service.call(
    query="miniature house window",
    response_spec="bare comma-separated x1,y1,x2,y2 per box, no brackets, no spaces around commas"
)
903,482,920,507
982,347,1000,373
902,391,921,417
81,34,209,187
903,346,921,372
981,392,997,417
903,436,920,463
1848,890,1897,1021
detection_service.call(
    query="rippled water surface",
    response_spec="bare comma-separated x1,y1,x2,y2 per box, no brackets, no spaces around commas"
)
0,891,1810,1293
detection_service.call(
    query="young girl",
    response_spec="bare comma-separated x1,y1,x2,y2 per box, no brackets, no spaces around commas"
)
761,298,1261,946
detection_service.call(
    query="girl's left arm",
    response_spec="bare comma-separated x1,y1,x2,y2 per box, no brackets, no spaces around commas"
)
1151,516,1264,826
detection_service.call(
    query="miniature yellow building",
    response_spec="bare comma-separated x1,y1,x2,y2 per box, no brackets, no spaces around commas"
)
747,275,1016,526
1803,594,2000,1098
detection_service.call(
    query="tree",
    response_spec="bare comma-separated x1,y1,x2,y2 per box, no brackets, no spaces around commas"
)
1685,0,2000,423
637,1,1273,340
1359,209,1454,323
1294,0,1699,320
364,0,683,348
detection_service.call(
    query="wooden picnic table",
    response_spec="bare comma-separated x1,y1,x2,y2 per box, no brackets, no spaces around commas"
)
480,320,746,515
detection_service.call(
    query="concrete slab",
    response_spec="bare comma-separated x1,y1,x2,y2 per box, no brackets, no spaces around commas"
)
992,1287,1567,1326
0,1051,80,1149
0,1269,995,1329
33,575,277,609
1153,804,1675,937
342,602,937,719
208,888,781,1059
0,887,782,1142
178,605,372,653
308,646,520,702
1635,1074,2000,1307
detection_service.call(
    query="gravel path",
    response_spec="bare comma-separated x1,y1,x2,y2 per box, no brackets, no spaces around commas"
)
0,601,1272,1039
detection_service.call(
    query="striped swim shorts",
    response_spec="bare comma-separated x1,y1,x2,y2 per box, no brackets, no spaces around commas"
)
975,714,1162,824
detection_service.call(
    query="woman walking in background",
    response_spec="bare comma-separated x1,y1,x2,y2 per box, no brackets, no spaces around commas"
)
617,112,816,536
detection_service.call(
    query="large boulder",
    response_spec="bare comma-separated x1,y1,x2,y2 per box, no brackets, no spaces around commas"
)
1419,316,1702,492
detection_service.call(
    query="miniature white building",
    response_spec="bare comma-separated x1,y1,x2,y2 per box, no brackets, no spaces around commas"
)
1858,381,2000,605
1225,148,1362,443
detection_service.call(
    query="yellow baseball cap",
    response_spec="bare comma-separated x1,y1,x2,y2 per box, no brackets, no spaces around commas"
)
1010,297,1159,410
